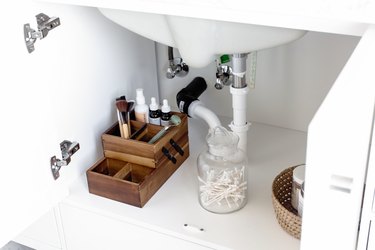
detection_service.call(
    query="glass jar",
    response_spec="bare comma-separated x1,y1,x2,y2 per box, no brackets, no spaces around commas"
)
197,126,248,213
291,164,305,211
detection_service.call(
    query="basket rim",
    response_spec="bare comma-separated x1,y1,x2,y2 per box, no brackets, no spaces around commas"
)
271,164,305,193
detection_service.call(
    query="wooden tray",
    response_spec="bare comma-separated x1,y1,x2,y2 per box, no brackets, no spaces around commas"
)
102,112,188,168
87,140,189,207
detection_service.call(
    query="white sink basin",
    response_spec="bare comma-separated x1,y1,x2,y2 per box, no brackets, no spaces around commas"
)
99,8,306,67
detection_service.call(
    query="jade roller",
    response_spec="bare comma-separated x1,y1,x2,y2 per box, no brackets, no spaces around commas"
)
148,115,181,144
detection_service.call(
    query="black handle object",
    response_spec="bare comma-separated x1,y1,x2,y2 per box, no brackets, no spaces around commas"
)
170,139,184,156
176,77,207,115
162,147,177,164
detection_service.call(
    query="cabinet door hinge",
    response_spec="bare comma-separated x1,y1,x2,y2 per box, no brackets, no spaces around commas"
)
50,140,80,180
24,13,61,53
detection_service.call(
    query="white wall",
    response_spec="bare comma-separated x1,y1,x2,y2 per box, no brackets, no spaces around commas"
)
157,32,359,132
0,1,158,246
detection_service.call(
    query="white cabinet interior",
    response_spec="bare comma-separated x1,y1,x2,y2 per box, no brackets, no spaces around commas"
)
5,1,375,250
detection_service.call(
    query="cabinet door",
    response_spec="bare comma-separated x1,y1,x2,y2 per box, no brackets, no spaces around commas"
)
0,1,68,247
357,95,375,249
300,25,375,250
0,1,159,246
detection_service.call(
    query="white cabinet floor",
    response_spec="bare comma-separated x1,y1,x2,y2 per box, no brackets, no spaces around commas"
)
62,117,306,250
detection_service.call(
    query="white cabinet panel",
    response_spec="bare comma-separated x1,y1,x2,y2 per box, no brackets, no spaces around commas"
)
0,0,158,246
0,1,67,246
300,25,375,250
59,203,212,250
357,86,375,249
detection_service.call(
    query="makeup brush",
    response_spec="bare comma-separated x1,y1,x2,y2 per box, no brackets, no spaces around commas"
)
115,96,126,137
126,100,135,136
117,109,125,138
116,96,126,101
116,98,131,139
127,100,135,122
127,100,135,113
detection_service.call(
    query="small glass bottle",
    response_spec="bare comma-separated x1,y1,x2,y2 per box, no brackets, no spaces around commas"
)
160,99,171,126
197,126,248,213
149,97,161,125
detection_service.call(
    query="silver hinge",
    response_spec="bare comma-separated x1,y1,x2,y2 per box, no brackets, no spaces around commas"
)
50,140,80,180
24,13,61,53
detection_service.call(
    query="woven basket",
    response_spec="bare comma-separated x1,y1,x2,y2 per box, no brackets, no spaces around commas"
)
272,165,302,239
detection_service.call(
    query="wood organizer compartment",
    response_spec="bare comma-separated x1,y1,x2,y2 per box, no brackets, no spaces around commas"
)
86,112,189,207
102,112,188,168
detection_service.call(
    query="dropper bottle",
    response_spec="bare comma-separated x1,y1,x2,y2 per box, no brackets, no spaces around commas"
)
135,88,149,123
160,99,171,126
149,97,161,125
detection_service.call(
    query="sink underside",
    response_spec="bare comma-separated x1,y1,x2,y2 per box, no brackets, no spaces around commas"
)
99,8,307,67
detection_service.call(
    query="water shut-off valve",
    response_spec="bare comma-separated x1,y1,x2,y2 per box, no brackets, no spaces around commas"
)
215,53,257,90
166,46,189,79
215,55,233,89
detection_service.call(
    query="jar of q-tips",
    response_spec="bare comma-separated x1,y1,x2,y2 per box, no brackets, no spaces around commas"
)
291,164,305,211
197,126,248,214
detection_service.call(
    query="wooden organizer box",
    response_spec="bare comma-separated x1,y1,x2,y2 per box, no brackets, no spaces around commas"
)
86,112,189,207
102,112,188,168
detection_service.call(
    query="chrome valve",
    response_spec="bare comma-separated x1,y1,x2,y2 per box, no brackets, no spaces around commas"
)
166,57,189,79
166,46,189,79
215,61,232,90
